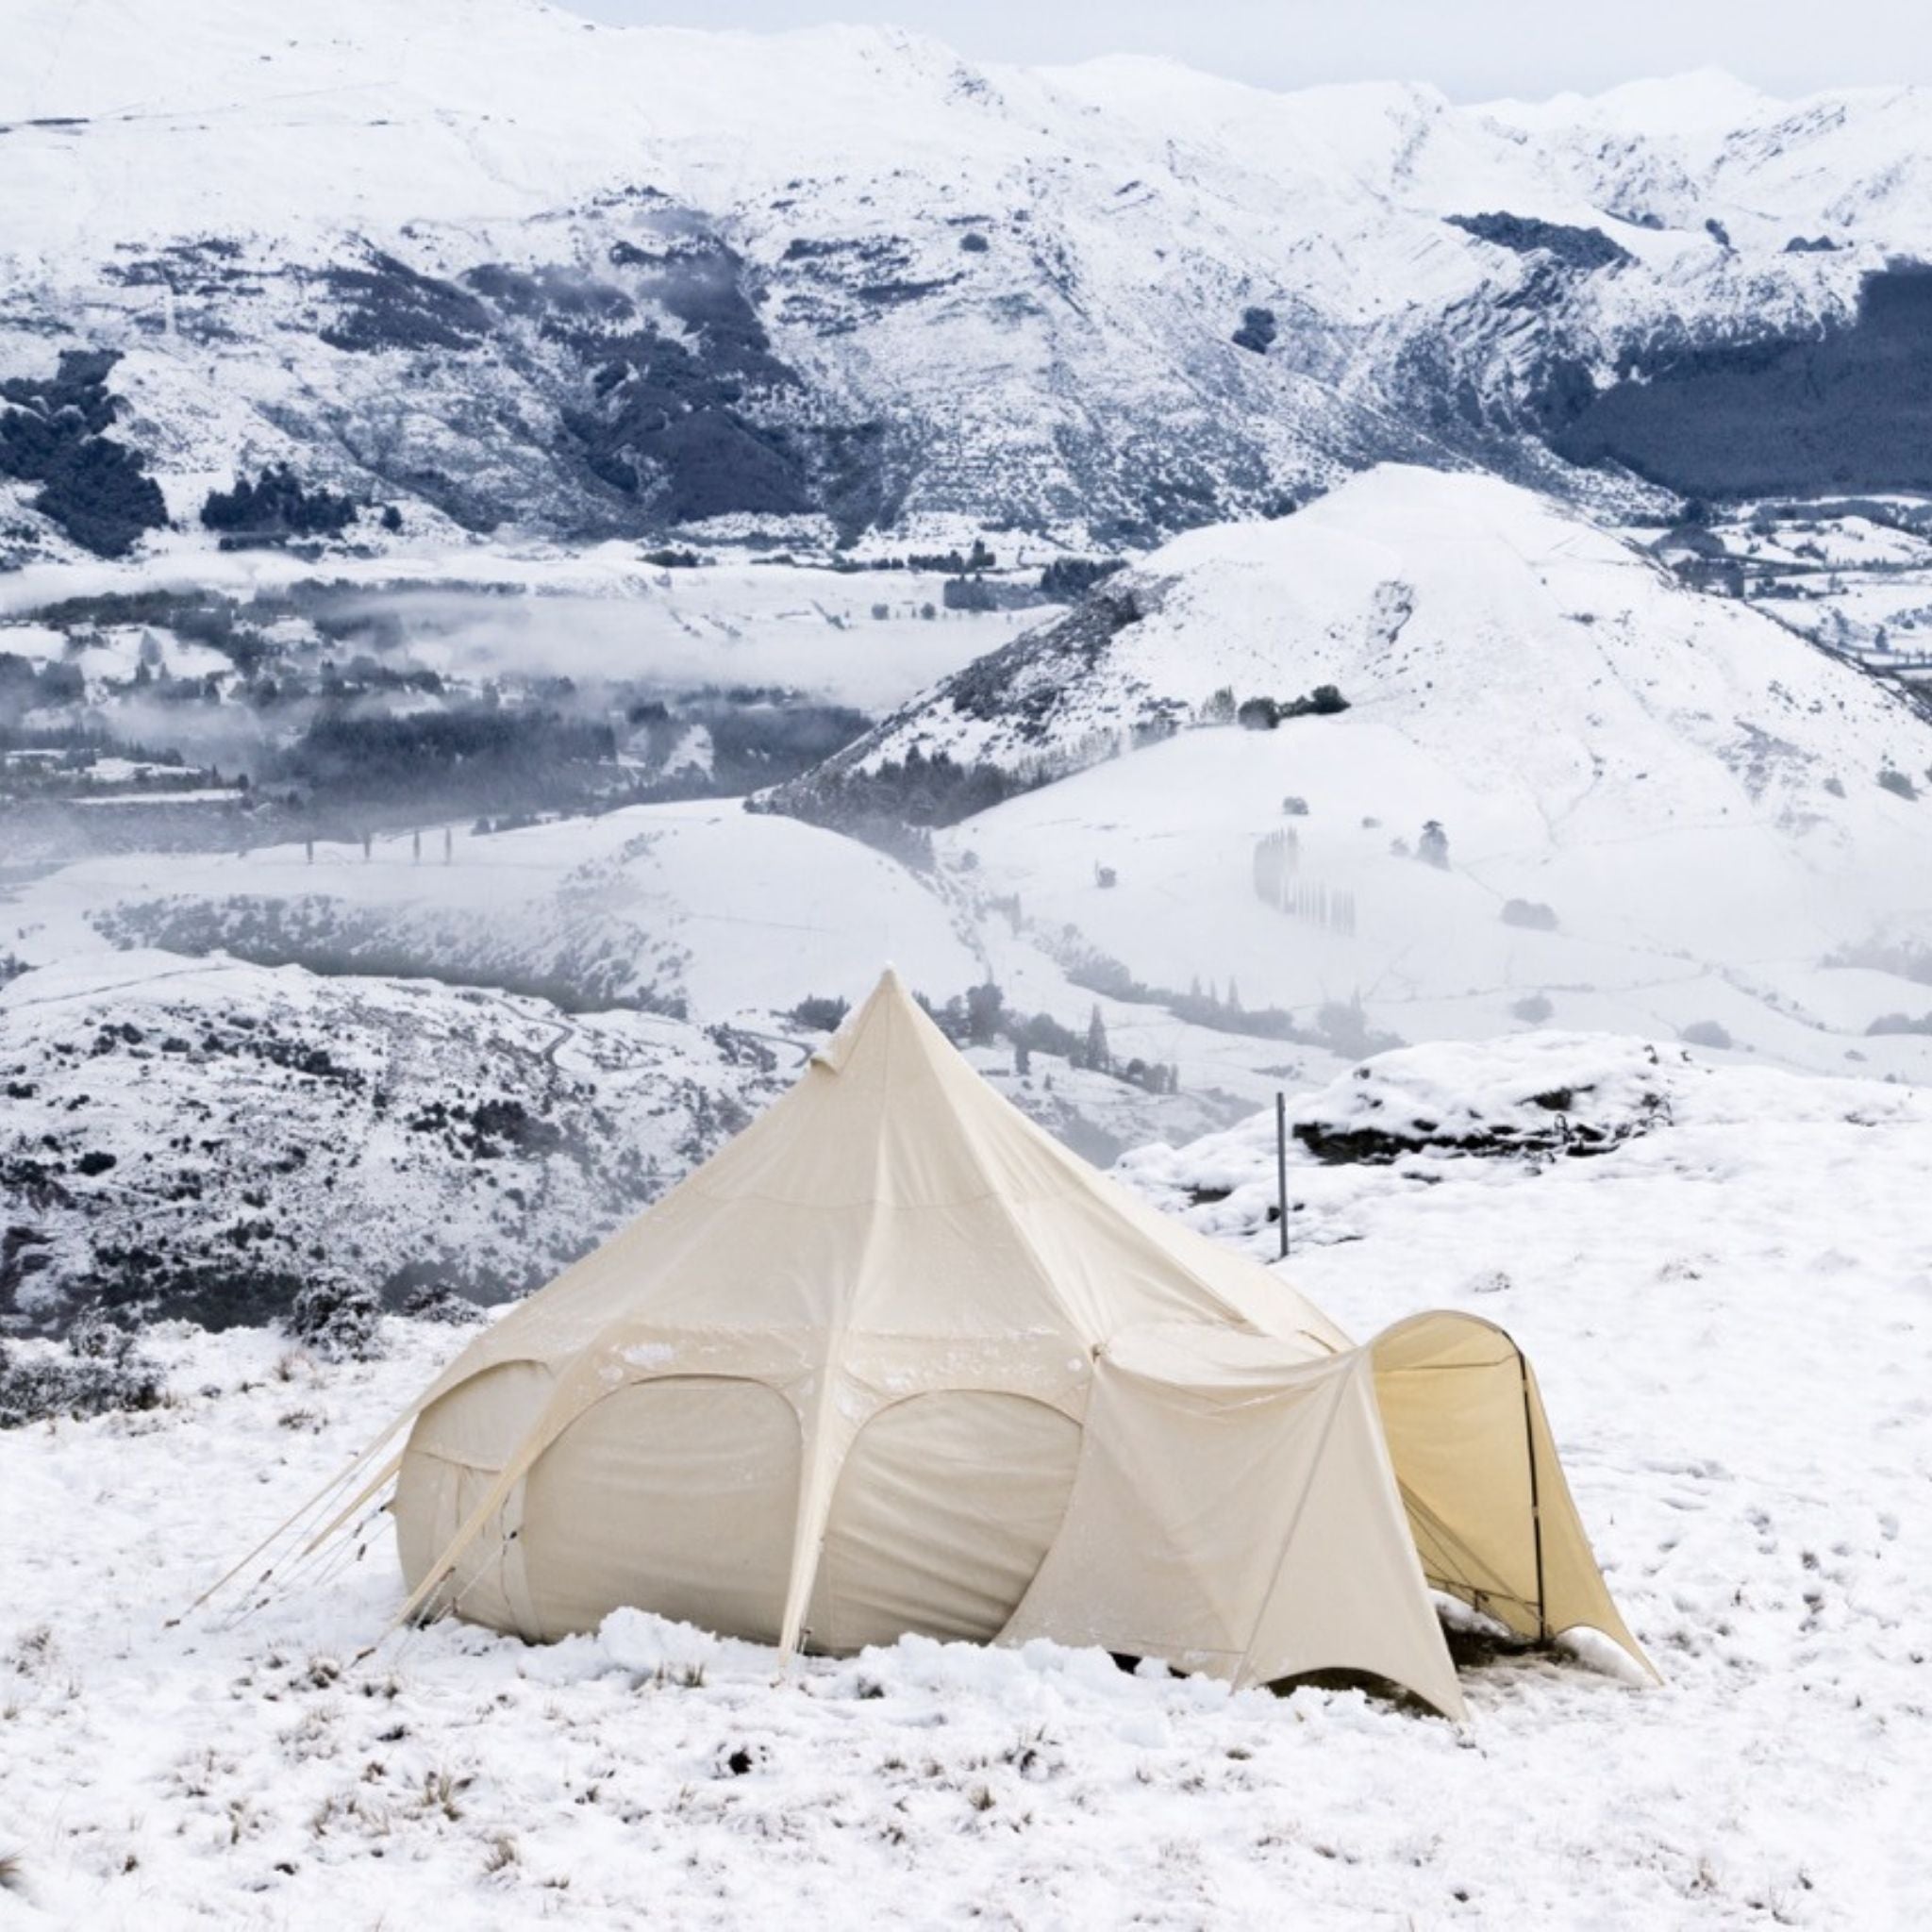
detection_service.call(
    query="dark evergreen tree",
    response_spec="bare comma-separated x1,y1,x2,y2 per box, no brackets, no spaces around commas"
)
1084,1004,1110,1074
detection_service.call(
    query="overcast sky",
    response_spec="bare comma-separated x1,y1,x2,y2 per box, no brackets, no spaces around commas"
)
570,0,1931,101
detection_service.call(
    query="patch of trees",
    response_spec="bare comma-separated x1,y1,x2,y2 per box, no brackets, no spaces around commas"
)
1037,557,1124,602
787,995,850,1032
0,351,168,558
785,745,1027,832
1540,263,1932,499
320,250,492,354
1235,686,1349,729
908,539,996,574
912,980,1178,1093
0,653,87,719
201,464,358,542
276,706,616,808
1065,951,1401,1058
626,693,869,798
1867,1010,1932,1035
942,575,997,611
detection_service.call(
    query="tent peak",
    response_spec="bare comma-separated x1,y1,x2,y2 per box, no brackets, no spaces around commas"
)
810,963,927,1074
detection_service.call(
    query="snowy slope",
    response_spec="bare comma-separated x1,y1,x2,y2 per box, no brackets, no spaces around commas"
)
4,0,1931,558
0,949,786,1334
779,466,1932,1076
3,801,987,1023
1,1044,1927,1925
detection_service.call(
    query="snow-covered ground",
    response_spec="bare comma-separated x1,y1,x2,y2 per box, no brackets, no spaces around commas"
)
2,1039,1927,1927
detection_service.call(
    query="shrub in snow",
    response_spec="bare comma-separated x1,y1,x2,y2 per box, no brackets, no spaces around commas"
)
0,1313,164,1428
1291,1034,1680,1164
1680,1020,1734,1051
787,994,850,1033
1231,306,1277,354
286,1275,383,1361
1500,898,1557,931
1510,991,1555,1024
395,1282,486,1325
1313,998,1402,1060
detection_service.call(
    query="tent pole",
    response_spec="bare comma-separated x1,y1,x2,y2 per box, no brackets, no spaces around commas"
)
1274,1091,1289,1259
1518,1349,1548,1641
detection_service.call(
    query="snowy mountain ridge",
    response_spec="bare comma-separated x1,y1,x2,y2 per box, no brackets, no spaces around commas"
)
4,0,1931,560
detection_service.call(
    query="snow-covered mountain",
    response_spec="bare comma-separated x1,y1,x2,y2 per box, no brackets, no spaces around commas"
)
781,467,1932,1074
4,0,1930,563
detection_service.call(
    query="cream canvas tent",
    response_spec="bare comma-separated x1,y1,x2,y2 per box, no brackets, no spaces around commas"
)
333,970,1649,1721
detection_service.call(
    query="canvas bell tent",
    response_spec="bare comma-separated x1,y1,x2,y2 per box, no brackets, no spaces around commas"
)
273,969,1649,1722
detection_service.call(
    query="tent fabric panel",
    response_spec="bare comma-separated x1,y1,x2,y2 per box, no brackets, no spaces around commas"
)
1004,1337,1458,1715
393,1359,553,1634
806,1391,1083,1653
517,1375,801,1644
1235,1354,1467,1720
383,969,1346,1412
1373,1320,1541,1635
1371,1311,1655,1676
399,1357,554,1471
393,1458,531,1636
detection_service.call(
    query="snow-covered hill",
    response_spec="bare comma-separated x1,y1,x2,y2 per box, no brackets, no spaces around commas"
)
775,466,1932,1075
4,0,1931,562
3,801,987,1021
2,1040,1926,1925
